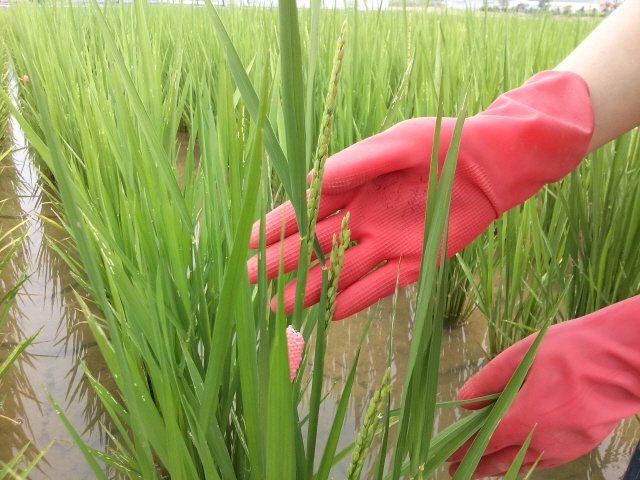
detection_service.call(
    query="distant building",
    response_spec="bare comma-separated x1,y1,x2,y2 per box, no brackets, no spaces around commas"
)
441,0,621,10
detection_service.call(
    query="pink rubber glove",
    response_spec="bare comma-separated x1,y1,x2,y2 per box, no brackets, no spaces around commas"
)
448,295,640,479
247,71,594,320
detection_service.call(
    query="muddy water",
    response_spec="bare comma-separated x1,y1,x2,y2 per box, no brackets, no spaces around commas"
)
1,120,639,479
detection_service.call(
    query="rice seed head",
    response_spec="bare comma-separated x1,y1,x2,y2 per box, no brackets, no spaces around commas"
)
345,367,393,480
306,20,348,260
286,325,304,381
325,212,350,325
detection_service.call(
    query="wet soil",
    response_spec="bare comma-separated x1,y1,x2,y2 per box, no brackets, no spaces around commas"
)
1,120,638,479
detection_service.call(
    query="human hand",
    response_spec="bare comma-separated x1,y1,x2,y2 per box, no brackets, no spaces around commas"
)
447,296,640,479
247,71,594,320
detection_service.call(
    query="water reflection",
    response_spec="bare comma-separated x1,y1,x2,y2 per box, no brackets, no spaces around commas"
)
0,109,109,477
1,113,47,470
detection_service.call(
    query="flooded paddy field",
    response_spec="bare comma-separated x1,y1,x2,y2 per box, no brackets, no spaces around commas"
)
1,124,638,478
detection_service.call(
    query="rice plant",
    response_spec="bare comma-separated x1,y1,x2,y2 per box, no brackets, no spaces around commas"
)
559,131,640,318
458,182,571,354
0,220,30,389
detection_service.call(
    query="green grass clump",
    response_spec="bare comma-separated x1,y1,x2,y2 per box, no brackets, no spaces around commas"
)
560,133,640,318
0,226,31,383
0,243,50,476
460,198,568,355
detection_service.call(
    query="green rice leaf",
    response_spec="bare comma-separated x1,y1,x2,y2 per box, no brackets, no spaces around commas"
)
45,389,107,480
16,441,54,479
304,269,329,479
0,443,30,478
503,426,536,480
278,0,308,231
202,0,295,212
436,393,501,408
266,232,296,479
0,328,38,379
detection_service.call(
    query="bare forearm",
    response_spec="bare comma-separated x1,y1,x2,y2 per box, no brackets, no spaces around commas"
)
555,0,640,153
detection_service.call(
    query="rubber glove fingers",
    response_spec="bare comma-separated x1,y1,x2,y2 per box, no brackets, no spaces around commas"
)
247,208,349,283
248,189,352,250
330,256,421,320
275,255,422,321
274,243,381,316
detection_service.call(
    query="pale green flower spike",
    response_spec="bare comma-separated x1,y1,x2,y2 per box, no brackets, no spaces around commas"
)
306,20,348,260
345,367,393,480
325,212,350,326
